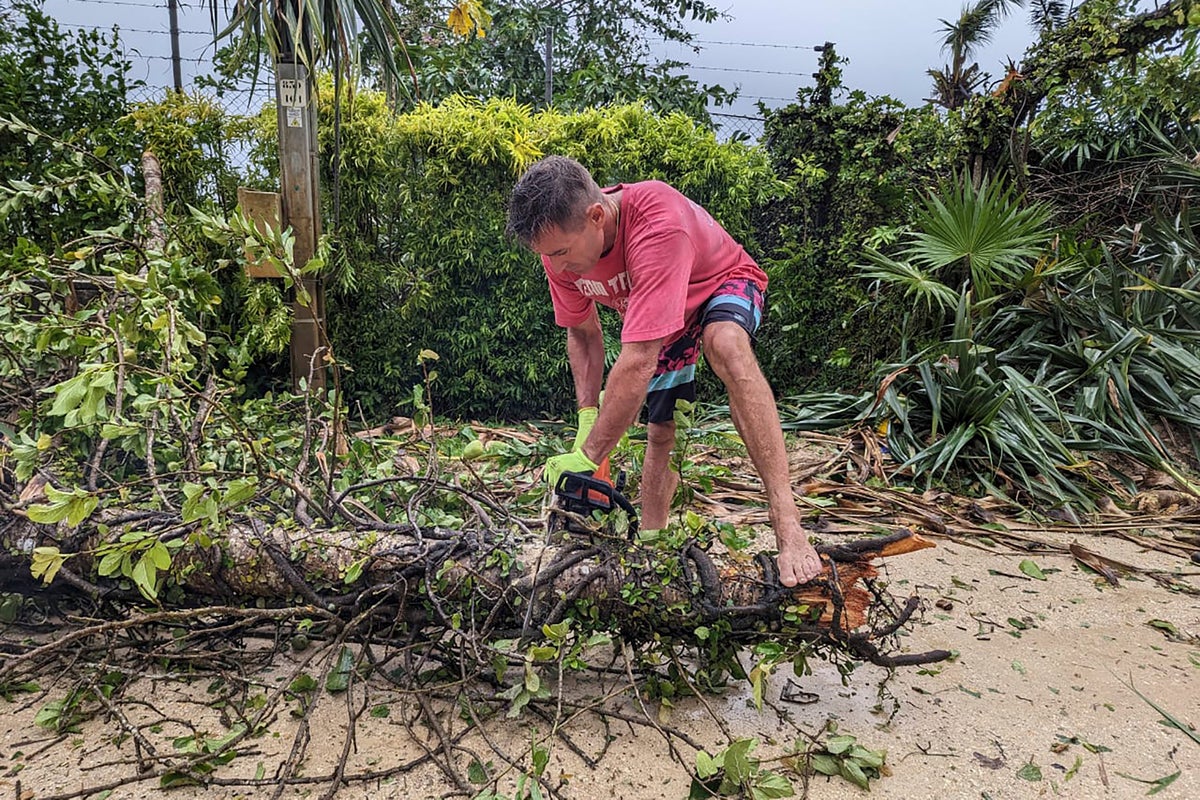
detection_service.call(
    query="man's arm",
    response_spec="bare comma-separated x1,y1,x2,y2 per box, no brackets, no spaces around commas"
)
565,307,605,409
580,338,662,465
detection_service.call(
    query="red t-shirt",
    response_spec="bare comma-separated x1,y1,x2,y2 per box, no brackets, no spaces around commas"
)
543,181,768,344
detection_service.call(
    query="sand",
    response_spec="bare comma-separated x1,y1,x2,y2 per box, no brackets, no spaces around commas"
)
2,525,1197,800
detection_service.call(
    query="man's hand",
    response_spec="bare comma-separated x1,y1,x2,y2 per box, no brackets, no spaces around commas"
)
574,406,598,451
776,532,823,587
544,449,599,489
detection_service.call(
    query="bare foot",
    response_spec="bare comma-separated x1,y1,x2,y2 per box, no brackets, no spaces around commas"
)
775,528,822,586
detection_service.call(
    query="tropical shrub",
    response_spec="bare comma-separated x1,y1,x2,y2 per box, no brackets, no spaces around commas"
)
820,161,1200,508
126,91,250,215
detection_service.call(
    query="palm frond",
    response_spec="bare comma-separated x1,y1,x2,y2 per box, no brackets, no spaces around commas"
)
205,0,406,83
857,247,960,315
905,174,1054,302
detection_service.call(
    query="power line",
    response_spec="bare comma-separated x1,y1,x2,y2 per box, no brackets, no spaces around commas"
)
684,65,811,77
60,21,211,36
54,0,166,7
691,39,818,50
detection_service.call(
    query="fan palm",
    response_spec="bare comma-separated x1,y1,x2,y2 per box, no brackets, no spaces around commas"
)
1028,0,1070,33
905,173,1056,303
858,172,1057,326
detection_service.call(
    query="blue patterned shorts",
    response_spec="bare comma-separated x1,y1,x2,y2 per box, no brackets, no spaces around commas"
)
643,279,764,424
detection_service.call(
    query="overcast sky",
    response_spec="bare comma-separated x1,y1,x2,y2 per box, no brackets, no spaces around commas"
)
667,0,1038,119
39,0,1039,115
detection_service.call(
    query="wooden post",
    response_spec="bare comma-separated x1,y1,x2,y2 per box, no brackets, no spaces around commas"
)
236,187,284,278
274,61,327,391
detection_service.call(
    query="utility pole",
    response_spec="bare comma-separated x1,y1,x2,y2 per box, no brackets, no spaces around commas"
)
273,1,327,391
543,27,553,107
167,0,183,91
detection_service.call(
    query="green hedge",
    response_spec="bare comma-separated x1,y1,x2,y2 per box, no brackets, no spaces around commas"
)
294,95,785,420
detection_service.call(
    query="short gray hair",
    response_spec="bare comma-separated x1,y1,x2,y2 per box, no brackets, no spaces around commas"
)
505,155,603,248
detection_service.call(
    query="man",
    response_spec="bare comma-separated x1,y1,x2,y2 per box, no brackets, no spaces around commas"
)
506,155,821,587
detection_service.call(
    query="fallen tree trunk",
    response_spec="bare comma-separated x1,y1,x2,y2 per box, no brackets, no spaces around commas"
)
2,504,950,676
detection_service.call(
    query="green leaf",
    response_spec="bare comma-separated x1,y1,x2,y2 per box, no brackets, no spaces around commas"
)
181,484,211,524
160,771,201,788
531,744,549,776
99,422,138,439
810,753,841,776
696,750,721,780
1018,559,1047,580
751,770,794,799
222,478,257,508
825,734,856,755
148,541,172,571
343,557,367,585
722,738,756,785
326,647,354,693
848,745,886,769
131,555,158,600
523,664,540,694
1147,770,1181,795
467,758,490,784
30,546,72,585
97,549,124,577
749,666,765,711
1017,761,1043,781
0,595,23,624
541,620,570,642
288,673,317,694
26,501,70,524
527,646,557,662
34,698,65,729
840,758,870,789
206,723,246,752
1124,678,1200,747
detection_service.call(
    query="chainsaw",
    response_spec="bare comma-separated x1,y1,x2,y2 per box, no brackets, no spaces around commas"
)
547,456,639,542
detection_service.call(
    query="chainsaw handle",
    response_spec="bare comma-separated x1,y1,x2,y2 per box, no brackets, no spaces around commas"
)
553,468,639,541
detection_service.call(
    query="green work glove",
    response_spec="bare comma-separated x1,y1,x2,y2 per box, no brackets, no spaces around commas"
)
574,406,599,450
545,449,599,489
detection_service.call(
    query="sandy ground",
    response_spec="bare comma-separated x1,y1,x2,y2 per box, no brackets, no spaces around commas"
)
2,530,1198,800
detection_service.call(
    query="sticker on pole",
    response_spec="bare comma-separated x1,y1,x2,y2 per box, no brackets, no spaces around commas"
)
286,107,303,128
280,79,308,108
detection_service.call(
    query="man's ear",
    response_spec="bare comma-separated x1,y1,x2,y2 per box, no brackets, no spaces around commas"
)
586,202,605,226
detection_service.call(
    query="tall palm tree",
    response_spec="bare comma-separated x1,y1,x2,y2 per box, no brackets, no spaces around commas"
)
927,0,1026,109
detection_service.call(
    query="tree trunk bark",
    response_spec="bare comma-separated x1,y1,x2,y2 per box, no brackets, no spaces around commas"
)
2,511,949,668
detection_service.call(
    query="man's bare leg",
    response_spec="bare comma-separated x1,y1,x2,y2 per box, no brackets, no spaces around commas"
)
702,322,821,586
639,420,678,530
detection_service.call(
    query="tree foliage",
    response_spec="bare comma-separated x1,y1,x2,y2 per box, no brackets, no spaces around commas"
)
381,0,734,120
756,46,951,394
0,0,141,245
928,0,1028,109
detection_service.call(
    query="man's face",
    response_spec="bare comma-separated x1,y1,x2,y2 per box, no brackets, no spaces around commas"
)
531,202,605,277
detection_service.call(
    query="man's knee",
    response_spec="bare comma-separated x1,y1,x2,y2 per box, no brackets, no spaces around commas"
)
703,322,758,383
646,420,676,449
